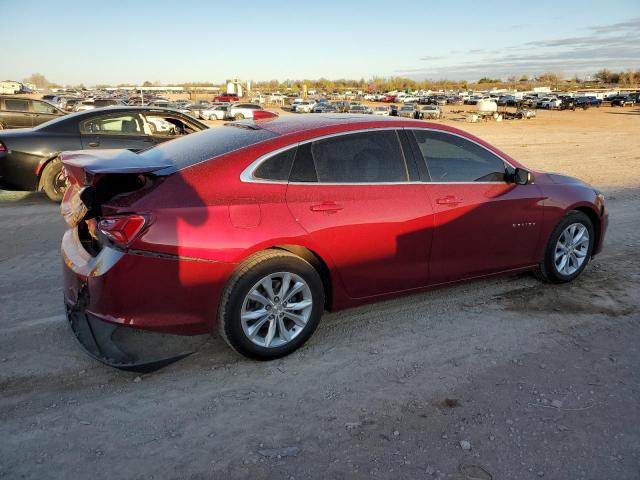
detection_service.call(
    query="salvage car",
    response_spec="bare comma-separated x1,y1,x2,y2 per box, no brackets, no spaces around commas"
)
610,95,635,107
0,96,66,129
201,104,229,120
0,106,207,201
226,103,265,120
398,104,418,118
419,105,441,119
59,114,608,369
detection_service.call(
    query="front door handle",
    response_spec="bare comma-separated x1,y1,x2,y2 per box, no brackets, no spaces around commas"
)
435,195,463,206
310,202,343,213
88,141,100,147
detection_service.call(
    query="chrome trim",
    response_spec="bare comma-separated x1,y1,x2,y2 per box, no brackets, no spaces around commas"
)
239,126,518,186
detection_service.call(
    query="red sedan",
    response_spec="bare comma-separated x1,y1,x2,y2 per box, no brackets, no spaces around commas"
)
60,115,607,369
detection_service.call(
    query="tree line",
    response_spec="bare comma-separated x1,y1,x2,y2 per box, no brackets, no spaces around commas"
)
20,69,640,92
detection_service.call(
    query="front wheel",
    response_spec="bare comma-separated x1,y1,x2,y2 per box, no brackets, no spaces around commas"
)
218,250,324,359
40,157,66,202
535,211,594,283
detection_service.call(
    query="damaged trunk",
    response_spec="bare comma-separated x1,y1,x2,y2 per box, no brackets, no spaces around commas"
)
60,149,172,255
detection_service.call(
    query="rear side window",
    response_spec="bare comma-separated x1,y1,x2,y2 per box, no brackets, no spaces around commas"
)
4,99,29,112
142,124,278,171
33,101,58,114
253,147,296,181
311,131,408,183
412,130,509,182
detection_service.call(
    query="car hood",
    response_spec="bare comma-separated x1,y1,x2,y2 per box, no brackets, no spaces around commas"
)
536,172,593,189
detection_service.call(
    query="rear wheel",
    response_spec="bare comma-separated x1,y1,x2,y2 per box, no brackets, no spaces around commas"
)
41,157,66,202
234,113,245,120
0,122,4,130
218,250,324,360
535,211,594,283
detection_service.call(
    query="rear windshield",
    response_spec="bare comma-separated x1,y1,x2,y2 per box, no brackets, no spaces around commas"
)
141,124,278,171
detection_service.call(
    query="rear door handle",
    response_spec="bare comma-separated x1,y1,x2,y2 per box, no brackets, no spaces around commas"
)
435,195,463,206
310,202,343,213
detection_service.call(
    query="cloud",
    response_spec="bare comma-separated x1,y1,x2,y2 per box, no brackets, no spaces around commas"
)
419,55,443,61
406,17,640,80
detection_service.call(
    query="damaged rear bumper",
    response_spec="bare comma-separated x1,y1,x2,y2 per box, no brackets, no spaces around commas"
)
66,301,199,372
61,227,233,371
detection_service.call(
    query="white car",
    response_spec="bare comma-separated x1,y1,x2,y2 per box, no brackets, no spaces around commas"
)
226,103,264,120
402,95,420,103
541,98,561,109
419,105,441,119
201,105,229,120
145,116,177,135
373,106,391,116
292,101,316,113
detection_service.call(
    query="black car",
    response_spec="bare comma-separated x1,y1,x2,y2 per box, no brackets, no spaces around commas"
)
610,95,635,107
559,97,576,110
0,106,208,201
0,96,66,129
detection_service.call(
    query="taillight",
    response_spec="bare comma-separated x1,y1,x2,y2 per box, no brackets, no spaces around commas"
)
98,215,148,247
0,141,6,152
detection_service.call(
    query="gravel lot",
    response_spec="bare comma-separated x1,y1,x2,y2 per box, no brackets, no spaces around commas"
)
1,106,639,479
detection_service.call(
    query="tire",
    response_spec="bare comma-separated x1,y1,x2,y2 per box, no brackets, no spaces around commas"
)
534,211,594,283
218,249,324,360
234,113,244,120
0,122,4,130
40,157,66,202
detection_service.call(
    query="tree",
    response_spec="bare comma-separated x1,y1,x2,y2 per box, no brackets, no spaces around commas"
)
22,73,51,88
519,75,529,82
478,77,500,84
142,80,153,87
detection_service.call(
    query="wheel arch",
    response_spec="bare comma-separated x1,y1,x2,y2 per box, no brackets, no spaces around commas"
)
35,153,61,190
271,244,333,311
571,205,601,255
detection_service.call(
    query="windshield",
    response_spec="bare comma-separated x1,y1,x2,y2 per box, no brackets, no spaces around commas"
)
141,123,278,171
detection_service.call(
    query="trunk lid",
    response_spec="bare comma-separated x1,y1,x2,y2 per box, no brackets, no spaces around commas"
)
61,149,172,187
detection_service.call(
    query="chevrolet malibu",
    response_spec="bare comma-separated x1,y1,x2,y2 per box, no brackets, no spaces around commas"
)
60,115,607,369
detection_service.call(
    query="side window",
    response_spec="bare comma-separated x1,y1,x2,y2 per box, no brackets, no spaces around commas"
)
33,101,57,114
253,147,296,181
4,99,29,112
311,131,408,183
80,114,144,135
412,130,508,182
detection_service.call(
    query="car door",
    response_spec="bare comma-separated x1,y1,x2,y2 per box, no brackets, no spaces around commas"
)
285,129,434,299
31,100,62,127
3,98,32,128
407,128,545,284
79,112,154,151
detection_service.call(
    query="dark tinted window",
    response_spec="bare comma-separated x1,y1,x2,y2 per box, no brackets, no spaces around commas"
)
412,130,508,182
142,124,277,171
4,99,29,112
311,131,408,183
254,147,296,181
290,143,317,182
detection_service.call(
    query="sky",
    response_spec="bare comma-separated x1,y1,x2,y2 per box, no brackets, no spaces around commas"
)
1,0,639,85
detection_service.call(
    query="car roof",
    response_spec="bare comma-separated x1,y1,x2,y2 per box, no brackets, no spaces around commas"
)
247,113,424,137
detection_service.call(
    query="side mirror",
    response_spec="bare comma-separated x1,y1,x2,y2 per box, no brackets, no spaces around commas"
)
514,168,534,185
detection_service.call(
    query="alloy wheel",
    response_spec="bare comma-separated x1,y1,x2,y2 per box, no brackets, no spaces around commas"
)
240,272,313,348
554,223,590,275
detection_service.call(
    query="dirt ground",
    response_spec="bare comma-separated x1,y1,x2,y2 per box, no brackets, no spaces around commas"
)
1,105,639,480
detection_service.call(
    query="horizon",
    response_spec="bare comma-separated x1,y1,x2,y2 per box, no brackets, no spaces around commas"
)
2,0,639,85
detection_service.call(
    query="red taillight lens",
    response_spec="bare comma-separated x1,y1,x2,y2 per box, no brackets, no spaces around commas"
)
0,142,6,152
98,215,148,247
